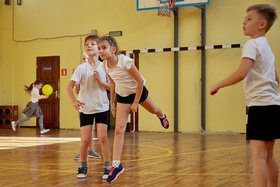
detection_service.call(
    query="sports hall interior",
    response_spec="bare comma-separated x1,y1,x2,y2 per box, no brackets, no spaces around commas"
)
0,0,280,186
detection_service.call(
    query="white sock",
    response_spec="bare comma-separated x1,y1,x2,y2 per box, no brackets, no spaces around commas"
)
159,114,165,119
112,160,120,168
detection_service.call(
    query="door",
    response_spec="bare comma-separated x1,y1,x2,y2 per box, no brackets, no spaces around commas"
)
37,56,60,128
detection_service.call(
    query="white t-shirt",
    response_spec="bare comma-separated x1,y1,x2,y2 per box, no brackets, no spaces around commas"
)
242,36,280,106
30,87,40,103
103,54,145,97
71,61,109,114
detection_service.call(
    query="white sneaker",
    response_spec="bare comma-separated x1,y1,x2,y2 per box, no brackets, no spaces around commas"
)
11,121,16,131
40,129,50,134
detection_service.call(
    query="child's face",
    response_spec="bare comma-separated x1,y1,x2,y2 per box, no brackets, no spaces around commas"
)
35,83,43,89
84,39,98,56
243,10,266,38
97,40,116,60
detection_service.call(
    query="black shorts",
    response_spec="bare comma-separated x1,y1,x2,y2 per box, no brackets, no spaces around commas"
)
246,105,280,141
80,110,110,127
117,86,149,104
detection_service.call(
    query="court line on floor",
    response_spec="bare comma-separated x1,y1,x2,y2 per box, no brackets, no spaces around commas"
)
0,136,97,150
121,144,247,162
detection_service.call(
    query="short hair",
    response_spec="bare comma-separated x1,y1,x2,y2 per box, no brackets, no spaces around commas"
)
98,36,119,55
247,4,277,32
84,35,99,45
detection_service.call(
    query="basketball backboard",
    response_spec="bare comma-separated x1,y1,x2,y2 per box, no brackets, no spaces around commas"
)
137,0,209,11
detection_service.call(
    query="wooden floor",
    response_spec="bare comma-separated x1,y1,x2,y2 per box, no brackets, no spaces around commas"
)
1,128,280,187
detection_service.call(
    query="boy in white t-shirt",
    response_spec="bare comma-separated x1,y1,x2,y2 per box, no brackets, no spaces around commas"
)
210,4,279,186
67,35,111,180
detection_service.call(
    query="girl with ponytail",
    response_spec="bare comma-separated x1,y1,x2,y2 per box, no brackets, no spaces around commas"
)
12,79,50,134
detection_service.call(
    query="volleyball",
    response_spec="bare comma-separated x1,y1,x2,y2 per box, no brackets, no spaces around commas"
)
42,84,53,95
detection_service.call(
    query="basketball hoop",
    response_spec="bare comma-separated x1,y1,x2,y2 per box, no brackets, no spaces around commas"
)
158,0,175,17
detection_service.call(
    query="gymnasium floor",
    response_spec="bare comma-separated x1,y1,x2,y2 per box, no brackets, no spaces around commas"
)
1,128,279,187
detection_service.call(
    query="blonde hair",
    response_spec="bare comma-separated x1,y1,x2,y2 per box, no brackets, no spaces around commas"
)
84,35,99,45
247,4,277,32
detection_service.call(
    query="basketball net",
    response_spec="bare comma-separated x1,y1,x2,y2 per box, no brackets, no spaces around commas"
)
158,0,175,17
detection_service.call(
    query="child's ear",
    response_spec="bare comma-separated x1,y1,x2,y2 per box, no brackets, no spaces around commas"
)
259,20,268,30
112,47,117,54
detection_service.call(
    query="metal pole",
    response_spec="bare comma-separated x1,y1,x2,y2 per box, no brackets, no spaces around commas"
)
201,6,206,131
174,7,179,132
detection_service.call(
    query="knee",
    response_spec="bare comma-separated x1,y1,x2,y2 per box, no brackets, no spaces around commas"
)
81,136,91,145
253,152,267,161
115,127,125,136
98,135,108,144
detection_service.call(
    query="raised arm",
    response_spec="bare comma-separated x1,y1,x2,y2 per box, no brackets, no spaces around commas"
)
210,57,254,95
31,90,48,99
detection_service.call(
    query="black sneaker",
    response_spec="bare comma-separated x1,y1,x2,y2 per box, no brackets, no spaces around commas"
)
77,167,87,179
159,114,169,129
102,166,110,180
107,164,125,183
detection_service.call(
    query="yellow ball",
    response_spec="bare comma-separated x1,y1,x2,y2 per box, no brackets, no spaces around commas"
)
42,84,53,95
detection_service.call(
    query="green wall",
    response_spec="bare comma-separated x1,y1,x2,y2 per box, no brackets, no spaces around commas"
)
0,0,279,132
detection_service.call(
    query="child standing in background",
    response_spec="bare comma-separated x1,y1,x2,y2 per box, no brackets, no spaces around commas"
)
210,4,279,187
12,79,50,134
98,36,169,183
67,35,111,180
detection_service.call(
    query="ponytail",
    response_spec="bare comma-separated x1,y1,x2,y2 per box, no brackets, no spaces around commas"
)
24,79,43,94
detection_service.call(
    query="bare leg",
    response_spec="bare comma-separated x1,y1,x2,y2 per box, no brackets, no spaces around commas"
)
96,123,110,162
267,140,278,187
112,103,131,161
80,125,93,162
140,96,164,117
88,130,93,151
250,140,268,187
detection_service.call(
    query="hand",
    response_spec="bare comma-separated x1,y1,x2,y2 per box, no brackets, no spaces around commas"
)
130,102,138,113
110,103,116,118
93,71,101,82
210,84,220,95
72,100,85,111
45,95,49,99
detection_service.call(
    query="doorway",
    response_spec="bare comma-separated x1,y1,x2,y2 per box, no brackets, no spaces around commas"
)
36,56,60,128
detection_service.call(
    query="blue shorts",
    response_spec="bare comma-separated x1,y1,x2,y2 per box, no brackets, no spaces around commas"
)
116,86,149,104
246,105,280,141
80,110,110,127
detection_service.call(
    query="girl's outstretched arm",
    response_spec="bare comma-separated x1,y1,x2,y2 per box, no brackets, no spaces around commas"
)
31,90,48,99
210,57,254,95
127,64,144,112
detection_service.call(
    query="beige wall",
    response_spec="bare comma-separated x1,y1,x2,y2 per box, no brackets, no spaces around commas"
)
0,0,279,132
0,1,2,104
